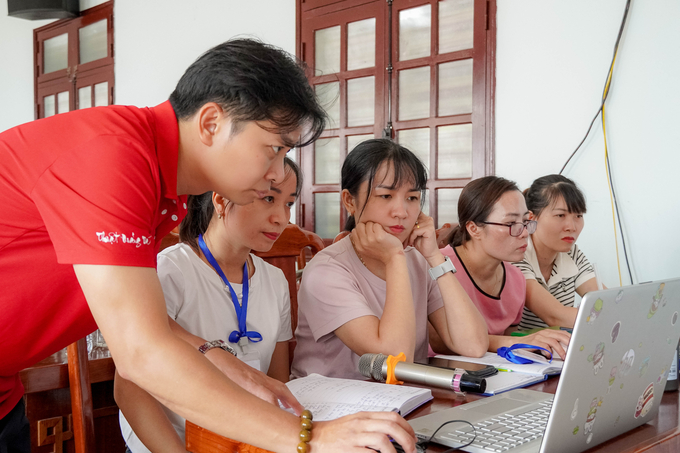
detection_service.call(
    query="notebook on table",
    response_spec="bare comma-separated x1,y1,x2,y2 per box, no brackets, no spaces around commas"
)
408,278,680,453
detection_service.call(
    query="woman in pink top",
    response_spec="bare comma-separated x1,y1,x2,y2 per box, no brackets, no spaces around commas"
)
436,176,571,359
291,139,488,380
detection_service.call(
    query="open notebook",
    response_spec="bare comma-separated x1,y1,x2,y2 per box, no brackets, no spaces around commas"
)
285,373,432,420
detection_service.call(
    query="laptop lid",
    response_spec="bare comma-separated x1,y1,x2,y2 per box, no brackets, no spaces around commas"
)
539,277,680,452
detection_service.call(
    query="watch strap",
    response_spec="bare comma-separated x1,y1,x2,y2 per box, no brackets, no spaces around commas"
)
198,339,237,357
428,255,457,280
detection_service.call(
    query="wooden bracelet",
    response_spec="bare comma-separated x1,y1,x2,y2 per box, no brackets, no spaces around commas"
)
296,409,313,453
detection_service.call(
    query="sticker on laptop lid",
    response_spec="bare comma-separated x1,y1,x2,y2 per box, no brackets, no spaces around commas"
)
648,283,667,319
584,397,603,443
611,321,621,343
607,366,617,393
587,342,605,375
634,383,654,419
615,290,624,304
672,311,678,326
639,357,650,377
587,298,603,324
619,349,635,378
571,398,579,420
658,366,670,384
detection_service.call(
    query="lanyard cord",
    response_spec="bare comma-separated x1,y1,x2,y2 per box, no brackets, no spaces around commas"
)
198,234,262,344
497,343,552,365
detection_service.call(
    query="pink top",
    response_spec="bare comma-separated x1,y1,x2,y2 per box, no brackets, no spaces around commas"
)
291,236,444,380
441,245,526,336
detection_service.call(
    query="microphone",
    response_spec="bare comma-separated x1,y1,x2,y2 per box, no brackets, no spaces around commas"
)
359,353,486,394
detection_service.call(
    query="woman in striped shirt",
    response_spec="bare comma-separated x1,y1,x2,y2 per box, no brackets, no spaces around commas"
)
513,175,600,330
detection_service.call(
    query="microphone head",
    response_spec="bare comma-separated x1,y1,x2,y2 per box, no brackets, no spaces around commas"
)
358,353,388,382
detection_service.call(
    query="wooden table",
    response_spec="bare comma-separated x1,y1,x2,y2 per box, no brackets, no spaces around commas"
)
185,376,680,453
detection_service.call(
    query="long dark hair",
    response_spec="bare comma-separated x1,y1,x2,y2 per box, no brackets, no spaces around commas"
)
341,139,427,231
179,157,302,249
169,38,326,147
524,174,586,218
449,176,521,247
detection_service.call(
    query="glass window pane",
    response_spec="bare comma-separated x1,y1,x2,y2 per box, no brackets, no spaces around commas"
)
348,18,375,71
397,128,430,175
421,189,430,216
57,91,69,114
439,0,474,54
437,188,463,227
43,33,68,74
399,5,431,61
315,26,341,75
94,82,108,106
78,86,92,109
314,137,340,185
438,59,473,116
80,0,108,10
347,134,374,154
399,67,430,121
347,76,374,127
44,95,56,117
79,19,108,65
438,124,472,179
315,82,340,129
315,192,341,239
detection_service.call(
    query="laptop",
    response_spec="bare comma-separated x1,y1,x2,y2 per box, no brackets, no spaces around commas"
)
409,278,680,453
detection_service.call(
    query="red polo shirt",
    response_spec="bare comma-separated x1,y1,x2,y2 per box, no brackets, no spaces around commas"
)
0,101,187,417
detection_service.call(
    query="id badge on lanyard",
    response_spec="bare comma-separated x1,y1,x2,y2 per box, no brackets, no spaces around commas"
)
238,337,262,371
198,234,263,369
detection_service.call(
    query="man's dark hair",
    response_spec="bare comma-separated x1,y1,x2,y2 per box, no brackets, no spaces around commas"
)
169,38,326,147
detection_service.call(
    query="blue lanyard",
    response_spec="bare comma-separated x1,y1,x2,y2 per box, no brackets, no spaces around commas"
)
198,234,262,344
497,343,552,365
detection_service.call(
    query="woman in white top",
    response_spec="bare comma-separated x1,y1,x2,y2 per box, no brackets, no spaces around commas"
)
513,174,600,330
117,158,299,453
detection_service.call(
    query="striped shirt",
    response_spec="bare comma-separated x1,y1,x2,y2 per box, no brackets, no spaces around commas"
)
512,236,595,330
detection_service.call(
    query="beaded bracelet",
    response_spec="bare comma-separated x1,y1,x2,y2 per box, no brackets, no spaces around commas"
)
296,409,313,453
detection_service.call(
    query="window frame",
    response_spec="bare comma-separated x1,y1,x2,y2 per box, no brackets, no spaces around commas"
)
297,0,495,239
34,1,115,119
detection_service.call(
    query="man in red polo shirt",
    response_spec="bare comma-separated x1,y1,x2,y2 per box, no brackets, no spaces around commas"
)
0,39,417,453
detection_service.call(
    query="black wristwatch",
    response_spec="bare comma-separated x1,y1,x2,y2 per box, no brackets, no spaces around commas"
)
198,339,237,357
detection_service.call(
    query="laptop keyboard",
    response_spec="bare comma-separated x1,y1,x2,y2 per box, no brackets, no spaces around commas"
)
437,400,552,452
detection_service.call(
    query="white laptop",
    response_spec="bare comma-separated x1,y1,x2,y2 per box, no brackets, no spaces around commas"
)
408,277,680,453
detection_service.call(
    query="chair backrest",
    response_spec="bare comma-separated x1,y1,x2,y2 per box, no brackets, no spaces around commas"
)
435,222,456,249
254,224,325,337
67,338,96,452
333,230,350,244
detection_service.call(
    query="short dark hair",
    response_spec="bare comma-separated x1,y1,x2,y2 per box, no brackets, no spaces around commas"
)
341,139,427,231
449,176,520,247
179,157,302,249
169,38,326,147
524,174,587,218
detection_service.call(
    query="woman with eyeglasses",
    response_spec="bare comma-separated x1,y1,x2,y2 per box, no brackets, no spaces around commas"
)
513,174,600,331
433,176,571,359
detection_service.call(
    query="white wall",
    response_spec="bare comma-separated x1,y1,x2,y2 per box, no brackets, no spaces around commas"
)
0,0,295,131
114,0,296,107
496,0,680,287
0,5,53,132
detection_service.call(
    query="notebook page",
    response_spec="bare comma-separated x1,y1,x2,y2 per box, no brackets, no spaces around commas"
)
287,374,432,416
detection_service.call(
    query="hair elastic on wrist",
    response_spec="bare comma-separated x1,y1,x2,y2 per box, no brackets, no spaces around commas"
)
297,409,313,453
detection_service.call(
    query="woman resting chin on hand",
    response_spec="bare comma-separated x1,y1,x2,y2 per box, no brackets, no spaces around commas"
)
291,138,488,381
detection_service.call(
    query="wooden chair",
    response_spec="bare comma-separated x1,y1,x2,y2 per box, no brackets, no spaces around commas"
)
435,222,456,249
333,230,350,244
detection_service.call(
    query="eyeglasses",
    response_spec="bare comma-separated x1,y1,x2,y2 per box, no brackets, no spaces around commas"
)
481,220,537,237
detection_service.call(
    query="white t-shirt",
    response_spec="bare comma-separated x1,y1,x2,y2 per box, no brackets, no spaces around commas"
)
120,243,292,453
